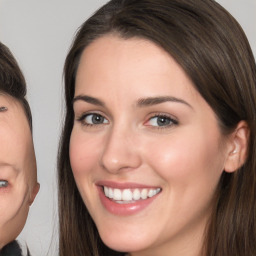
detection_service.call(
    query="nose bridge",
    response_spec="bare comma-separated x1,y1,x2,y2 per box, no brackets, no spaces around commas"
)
100,122,141,174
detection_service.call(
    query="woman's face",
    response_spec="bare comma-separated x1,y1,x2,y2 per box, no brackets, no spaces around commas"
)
70,35,232,255
0,95,39,248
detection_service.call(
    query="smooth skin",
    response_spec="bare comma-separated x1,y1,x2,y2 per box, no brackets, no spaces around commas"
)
70,35,248,256
0,95,39,249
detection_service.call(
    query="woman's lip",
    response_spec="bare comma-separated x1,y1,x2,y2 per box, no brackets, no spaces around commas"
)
97,185,161,216
96,180,160,189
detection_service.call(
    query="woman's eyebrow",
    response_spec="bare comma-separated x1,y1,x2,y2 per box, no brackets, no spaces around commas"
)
137,96,193,109
73,95,105,107
72,95,193,109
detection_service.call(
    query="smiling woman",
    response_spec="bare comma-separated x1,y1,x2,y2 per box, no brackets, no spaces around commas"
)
58,0,256,255
0,42,39,255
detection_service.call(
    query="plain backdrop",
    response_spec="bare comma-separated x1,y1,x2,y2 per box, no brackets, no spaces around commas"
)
0,1,255,255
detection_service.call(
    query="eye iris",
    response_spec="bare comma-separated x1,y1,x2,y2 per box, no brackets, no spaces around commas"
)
0,106,7,112
0,180,8,188
157,116,170,126
92,114,104,124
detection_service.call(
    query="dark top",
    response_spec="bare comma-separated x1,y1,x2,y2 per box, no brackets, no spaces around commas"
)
0,241,24,256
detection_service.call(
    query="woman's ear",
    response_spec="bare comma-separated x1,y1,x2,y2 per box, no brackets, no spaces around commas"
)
29,182,40,206
224,121,249,173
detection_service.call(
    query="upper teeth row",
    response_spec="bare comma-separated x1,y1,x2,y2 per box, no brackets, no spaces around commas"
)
103,186,161,201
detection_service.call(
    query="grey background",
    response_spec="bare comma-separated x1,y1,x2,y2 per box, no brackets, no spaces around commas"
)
0,0,255,255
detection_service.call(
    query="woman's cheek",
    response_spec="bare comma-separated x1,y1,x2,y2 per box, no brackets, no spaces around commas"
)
69,131,101,176
144,134,192,180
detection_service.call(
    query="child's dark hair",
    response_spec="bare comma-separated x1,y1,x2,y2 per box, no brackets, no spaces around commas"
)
0,42,32,130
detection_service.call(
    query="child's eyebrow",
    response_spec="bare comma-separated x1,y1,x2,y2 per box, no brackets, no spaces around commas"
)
0,163,19,173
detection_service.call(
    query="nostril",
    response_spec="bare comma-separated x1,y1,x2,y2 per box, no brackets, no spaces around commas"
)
99,130,142,174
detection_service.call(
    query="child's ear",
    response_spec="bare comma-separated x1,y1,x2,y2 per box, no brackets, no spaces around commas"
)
224,121,249,173
29,182,40,206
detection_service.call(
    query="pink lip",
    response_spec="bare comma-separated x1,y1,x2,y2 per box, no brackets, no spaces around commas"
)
96,181,161,216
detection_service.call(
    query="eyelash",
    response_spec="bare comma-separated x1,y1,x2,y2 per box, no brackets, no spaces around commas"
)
76,113,108,127
76,112,178,130
145,113,178,129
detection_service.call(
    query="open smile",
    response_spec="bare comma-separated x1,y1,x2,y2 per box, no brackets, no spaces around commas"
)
97,182,162,215
103,186,161,204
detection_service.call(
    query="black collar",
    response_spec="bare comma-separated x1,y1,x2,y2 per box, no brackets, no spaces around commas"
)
0,241,22,256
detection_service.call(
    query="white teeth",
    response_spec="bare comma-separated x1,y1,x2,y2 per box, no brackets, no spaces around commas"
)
141,188,148,199
109,188,114,199
104,186,109,197
103,186,161,202
122,189,133,201
113,188,122,200
148,189,154,197
133,189,140,200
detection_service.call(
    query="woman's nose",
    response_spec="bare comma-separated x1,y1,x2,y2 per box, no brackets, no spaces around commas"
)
99,126,142,174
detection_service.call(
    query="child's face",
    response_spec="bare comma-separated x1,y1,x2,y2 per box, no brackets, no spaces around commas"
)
0,94,39,248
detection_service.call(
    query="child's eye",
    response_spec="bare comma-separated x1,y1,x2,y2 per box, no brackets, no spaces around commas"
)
0,106,8,112
0,180,8,188
77,113,109,126
145,115,178,128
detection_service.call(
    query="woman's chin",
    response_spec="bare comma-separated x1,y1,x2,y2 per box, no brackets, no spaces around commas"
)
99,228,154,253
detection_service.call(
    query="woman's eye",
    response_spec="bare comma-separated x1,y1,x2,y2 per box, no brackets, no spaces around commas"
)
146,115,178,127
78,113,108,126
0,180,8,188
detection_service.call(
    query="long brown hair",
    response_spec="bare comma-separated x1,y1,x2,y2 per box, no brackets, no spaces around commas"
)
58,0,256,255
